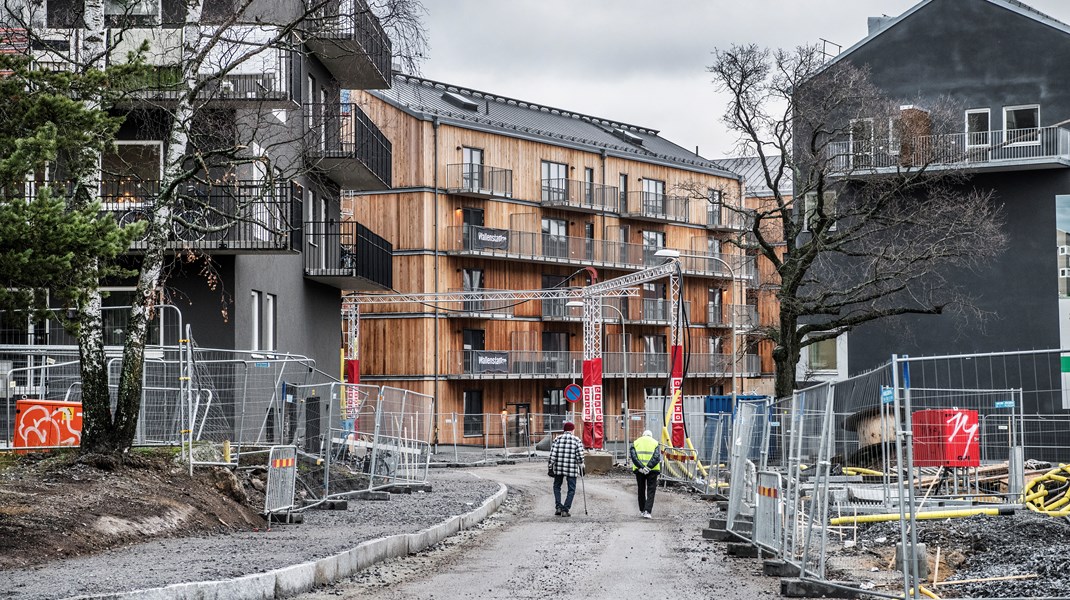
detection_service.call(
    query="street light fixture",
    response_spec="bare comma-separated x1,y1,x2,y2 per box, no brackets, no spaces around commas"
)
654,248,739,409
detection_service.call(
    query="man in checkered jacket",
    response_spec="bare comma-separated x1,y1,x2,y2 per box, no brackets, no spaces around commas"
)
547,422,585,517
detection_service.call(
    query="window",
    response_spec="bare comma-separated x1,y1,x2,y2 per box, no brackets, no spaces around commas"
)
542,331,569,371
462,268,483,312
542,274,568,318
462,328,485,374
642,283,667,321
462,147,483,191
264,293,276,351
584,167,595,204
584,221,594,260
461,206,484,249
966,109,990,147
463,390,484,436
708,287,723,325
850,118,874,167
801,191,838,232
541,160,568,202
543,388,566,419
808,337,838,371
105,0,159,24
642,178,666,215
101,141,163,207
1004,105,1039,144
619,173,628,208
707,189,723,226
642,230,665,265
542,217,567,258
250,290,261,351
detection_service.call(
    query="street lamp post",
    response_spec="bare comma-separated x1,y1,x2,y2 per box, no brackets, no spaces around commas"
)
655,248,739,409
567,299,628,432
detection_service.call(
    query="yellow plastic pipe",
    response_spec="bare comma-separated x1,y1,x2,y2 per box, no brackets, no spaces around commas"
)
829,506,1013,526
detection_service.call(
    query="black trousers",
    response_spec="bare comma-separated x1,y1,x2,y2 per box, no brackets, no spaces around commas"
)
634,470,659,513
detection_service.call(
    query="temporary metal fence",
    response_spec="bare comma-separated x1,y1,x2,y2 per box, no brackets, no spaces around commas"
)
264,445,298,515
434,410,569,465
284,383,433,502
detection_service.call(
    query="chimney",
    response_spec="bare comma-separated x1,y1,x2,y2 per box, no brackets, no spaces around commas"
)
868,16,893,35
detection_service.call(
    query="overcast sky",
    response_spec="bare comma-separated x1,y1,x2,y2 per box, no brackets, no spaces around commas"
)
418,0,1070,160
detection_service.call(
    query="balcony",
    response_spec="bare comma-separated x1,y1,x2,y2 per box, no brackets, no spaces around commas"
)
446,163,513,198
705,304,758,330
541,178,619,214
304,221,393,291
705,203,747,231
826,126,1070,173
445,289,516,318
445,226,741,279
306,102,392,190
447,350,758,379
303,0,392,89
84,179,296,252
622,191,690,224
98,27,295,108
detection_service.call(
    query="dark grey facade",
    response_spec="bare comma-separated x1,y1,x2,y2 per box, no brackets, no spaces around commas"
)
831,0,1070,410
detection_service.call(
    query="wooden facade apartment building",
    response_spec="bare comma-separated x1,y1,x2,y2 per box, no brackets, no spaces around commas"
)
347,74,764,446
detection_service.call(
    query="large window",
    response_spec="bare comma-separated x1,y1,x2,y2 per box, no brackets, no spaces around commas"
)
707,188,723,226
808,337,838,371
463,390,484,436
584,167,595,204
641,230,665,265
642,178,666,215
105,0,159,25
101,141,163,207
542,217,568,258
462,147,484,191
462,268,483,312
541,160,568,202
619,173,628,208
250,290,276,352
542,274,568,318
1004,104,1039,144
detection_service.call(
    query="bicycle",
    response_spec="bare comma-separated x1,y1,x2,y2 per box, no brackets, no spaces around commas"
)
116,187,230,243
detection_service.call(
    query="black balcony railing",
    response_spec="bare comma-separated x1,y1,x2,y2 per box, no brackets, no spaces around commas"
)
306,102,392,189
20,179,295,251
304,220,393,290
304,0,392,89
623,190,690,223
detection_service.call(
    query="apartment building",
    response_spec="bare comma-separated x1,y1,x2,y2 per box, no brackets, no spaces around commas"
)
815,0,1070,412
348,75,760,444
1,0,393,386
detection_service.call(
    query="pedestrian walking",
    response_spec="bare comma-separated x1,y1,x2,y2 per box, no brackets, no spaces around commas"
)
630,429,661,519
547,421,585,517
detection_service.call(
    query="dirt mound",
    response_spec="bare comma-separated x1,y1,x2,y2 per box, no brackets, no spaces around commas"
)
0,449,265,570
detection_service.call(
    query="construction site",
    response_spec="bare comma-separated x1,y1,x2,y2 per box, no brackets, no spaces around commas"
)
4,259,1070,599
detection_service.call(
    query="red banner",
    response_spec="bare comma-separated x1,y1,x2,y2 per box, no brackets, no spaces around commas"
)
582,358,603,449
344,359,360,385
669,345,684,448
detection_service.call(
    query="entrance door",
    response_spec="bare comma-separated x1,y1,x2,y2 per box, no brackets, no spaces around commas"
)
462,207,484,249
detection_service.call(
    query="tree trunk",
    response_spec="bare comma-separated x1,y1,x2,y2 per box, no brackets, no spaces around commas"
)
772,313,801,400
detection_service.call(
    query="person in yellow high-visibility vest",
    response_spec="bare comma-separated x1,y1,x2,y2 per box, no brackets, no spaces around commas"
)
629,430,662,519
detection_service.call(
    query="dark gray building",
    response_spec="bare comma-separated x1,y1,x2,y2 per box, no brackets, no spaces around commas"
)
827,0,1070,412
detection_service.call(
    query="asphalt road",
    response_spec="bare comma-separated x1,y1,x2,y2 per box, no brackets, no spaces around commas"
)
296,463,782,599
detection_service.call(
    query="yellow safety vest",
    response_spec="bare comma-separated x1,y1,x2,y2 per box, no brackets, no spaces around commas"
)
632,436,660,472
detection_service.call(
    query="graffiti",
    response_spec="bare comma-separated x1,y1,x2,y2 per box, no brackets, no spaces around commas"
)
946,409,979,461
15,402,83,448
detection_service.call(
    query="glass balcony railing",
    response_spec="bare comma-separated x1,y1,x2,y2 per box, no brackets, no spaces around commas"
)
540,178,619,213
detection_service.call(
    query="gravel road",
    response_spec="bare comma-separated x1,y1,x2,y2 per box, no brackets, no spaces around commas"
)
294,464,782,600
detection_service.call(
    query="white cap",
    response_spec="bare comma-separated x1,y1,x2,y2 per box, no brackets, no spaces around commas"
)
642,430,653,437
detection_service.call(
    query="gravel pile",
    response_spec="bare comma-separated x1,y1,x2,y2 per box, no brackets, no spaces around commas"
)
851,511,1070,598
0,469,502,600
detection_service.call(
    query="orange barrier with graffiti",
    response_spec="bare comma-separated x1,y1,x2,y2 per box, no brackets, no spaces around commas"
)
14,399,83,452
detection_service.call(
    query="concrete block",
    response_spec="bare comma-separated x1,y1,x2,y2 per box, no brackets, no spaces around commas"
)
584,452,614,474
346,490,390,501
702,527,733,541
709,517,727,529
896,542,929,580
780,578,863,598
700,492,728,501
726,542,761,558
763,559,800,577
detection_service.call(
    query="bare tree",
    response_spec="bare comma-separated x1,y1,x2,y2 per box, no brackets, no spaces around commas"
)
4,0,425,453
709,44,1006,398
